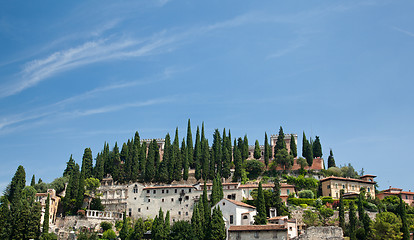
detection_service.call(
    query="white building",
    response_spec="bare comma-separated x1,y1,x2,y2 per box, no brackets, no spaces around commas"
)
213,198,257,226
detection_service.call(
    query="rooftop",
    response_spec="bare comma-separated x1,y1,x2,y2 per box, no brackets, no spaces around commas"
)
228,224,287,231
225,198,256,209
320,176,376,184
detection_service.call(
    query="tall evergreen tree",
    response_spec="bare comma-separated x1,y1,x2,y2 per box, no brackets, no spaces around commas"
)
182,138,189,181
30,174,36,187
254,140,261,160
274,127,287,156
120,142,130,180
264,132,270,167
399,194,410,240
212,129,222,177
201,139,210,180
131,218,145,240
232,146,242,182
254,182,267,225
139,142,147,180
312,136,322,158
302,132,313,167
221,146,231,179
211,175,220,206
202,182,211,226
194,126,202,180
290,134,297,157
8,165,26,204
209,207,226,240
63,155,76,177
76,172,85,210
327,149,336,168
94,152,105,180
165,210,171,238
111,142,123,182
119,211,130,240
187,119,194,168
242,135,249,162
349,201,357,240
339,189,345,232
271,178,289,217
42,193,50,233
172,128,182,181
191,203,204,240
81,148,93,179
145,140,156,182
159,134,171,183
0,196,11,239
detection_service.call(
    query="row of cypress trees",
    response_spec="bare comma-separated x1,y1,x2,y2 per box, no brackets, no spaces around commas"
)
0,165,52,239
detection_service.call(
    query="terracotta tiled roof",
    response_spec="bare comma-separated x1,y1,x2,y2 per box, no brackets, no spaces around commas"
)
225,199,256,209
320,176,376,184
360,174,377,178
268,216,288,221
143,185,195,190
228,224,287,231
239,183,294,188
272,157,324,171
204,182,239,186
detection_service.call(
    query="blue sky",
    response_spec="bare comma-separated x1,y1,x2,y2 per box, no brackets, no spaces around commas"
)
0,0,413,193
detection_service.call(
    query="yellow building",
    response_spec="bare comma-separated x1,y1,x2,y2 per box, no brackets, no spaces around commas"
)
35,189,61,228
320,175,376,199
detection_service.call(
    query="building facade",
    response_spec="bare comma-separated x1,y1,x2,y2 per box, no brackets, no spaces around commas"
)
228,225,288,240
320,175,376,199
35,189,61,227
377,187,414,206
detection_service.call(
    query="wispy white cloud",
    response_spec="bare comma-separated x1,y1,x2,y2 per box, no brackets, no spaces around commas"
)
393,26,414,38
266,41,305,59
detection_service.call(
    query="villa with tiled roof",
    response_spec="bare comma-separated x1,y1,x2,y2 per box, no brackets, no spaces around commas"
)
320,175,376,199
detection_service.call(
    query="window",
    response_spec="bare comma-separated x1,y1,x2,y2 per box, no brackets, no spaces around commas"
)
406,195,408,200
166,190,169,193
287,189,290,194
128,208,132,217
175,189,178,193
335,184,338,189
342,185,345,189
147,207,149,210
162,199,165,202
352,185,355,190
254,231,259,238
230,215,234,224
185,196,189,200
134,197,136,200
148,199,150,202
171,198,174,202
223,202,225,206
153,190,156,194
189,189,192,193
147,190,150,193
243,215,248,219
367,187,370,192
133,185,138,193
186,212,188,216
162,190,164,194
138,208,141,212
328,185,331,189
178,211,181,215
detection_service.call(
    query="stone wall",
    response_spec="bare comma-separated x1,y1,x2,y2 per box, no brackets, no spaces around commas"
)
293,226,343,240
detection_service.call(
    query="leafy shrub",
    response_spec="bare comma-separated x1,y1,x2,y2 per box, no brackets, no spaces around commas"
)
40,233,58,240
314,198,323,208
100,221,113,231
300,204,308,208
321,196,334,204
298,190,314,199
364,202,378,212
288,198,315,206
102,229,116,240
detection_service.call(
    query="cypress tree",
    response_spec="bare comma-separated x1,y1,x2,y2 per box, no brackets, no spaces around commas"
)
187,119,194,168
211,176,219,206
153,140,160,179
271,178,289,216
232,146,242,182
254,182,267,225
312,136,322,158
349,201,357,240
210,207,226,240
399,195,410,240
42,194,50,233
212,129,222,177
81,148,93,179
131,218,145,240
159,134,171,183
76,173,85,210
131,143,140,182
172,128,182,181
264,132,270,167
242,135,249,162
194,126,202,180
145,140,156,182
94,152,105,180
120,142,130,180
63,155,76,177
139,142,147,181
8,165,26,204
119,211,130,240
254,140,261,160
290,134,297,157
202,182,211,225
221,147,231,179
302,132,307,159
274,126,286,156
0,196,11,239
327,149,336,168
201,139,210,181
182,138,189,181
191,203,203,240
30,174,36,187
165,210,171,238
358,190,365,222
339,189,345,232
26,197,41,240
111,142,122,182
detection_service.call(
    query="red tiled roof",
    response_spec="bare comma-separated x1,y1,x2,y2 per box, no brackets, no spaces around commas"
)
272,157,324,171
143,185,195,190
268,216,288,220
360,174,377,178
239,183,294,189
320,176,376,184
226,199,256,209
228,224,287,231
